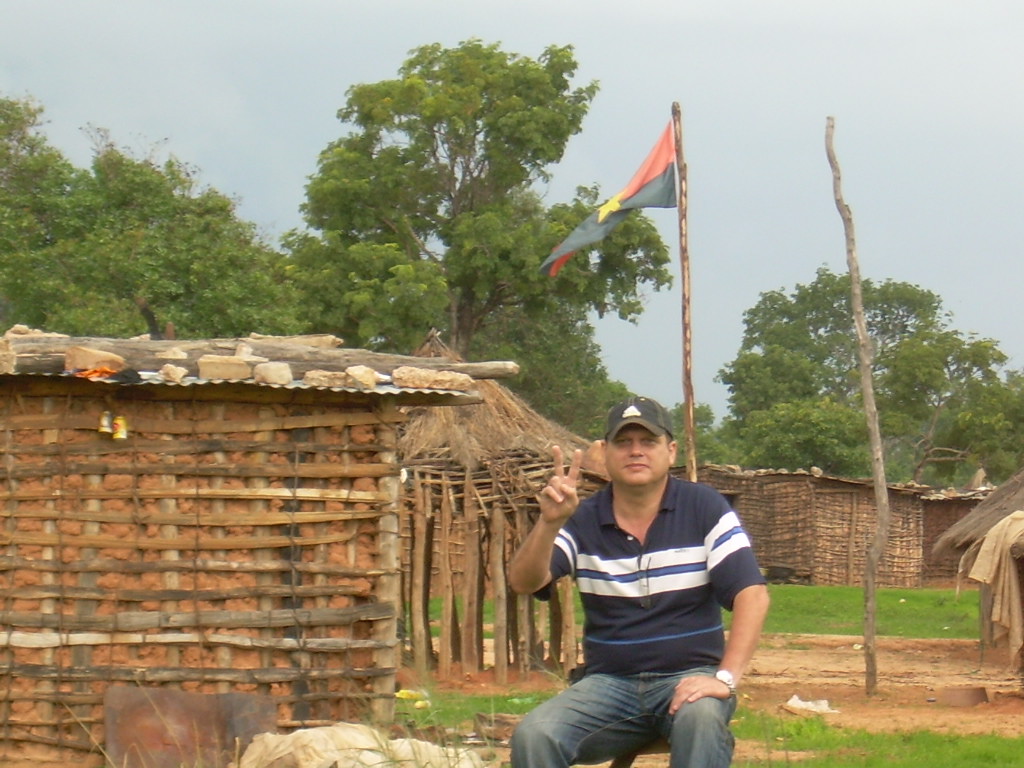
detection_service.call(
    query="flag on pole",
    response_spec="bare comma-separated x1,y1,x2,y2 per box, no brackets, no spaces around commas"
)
540,122,677,276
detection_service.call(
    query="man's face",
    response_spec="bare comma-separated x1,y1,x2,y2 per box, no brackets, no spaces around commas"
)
603,424,677,488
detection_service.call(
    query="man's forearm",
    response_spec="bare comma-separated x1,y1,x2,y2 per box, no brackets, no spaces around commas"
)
508,518,563,594
720,584,770,684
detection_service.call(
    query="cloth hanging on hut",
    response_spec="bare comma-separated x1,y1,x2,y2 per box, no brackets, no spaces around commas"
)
968,509,1024,666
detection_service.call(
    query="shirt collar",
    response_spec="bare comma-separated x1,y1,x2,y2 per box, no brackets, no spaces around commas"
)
597,477,676,527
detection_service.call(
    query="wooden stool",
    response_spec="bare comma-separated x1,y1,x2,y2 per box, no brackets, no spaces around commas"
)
608,737,671,768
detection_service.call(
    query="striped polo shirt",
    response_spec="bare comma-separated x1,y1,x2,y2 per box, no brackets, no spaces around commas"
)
542,476,765,676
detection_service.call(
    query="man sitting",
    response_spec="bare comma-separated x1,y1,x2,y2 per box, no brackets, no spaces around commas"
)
509,396,769,767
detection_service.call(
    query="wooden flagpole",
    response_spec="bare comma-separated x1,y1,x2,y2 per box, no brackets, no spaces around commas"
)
672,102,697,482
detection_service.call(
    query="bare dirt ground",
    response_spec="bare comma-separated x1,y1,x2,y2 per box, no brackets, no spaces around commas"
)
420,634,1024,765
742,633,1024,737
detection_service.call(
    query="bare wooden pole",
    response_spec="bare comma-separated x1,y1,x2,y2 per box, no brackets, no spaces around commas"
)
672,102,697,482
825,116,892,695
461,475,482,673
438,478,454,679
410,475,432,680
491,503,509,684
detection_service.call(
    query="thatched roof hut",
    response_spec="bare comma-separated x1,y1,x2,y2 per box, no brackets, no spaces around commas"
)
933,467,1024,558
395,331,603,683
933,467,1024,670
398,330,593,468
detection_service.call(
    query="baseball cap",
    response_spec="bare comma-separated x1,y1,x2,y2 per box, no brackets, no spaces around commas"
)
604,396,674,440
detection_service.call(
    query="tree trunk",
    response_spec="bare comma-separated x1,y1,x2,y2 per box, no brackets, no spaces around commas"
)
826,117,892,696
449,297,477,361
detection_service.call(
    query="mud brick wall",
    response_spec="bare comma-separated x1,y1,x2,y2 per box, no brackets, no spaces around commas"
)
0,379,403,767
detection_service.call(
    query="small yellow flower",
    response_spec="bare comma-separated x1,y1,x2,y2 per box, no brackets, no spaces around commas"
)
395,688,427,701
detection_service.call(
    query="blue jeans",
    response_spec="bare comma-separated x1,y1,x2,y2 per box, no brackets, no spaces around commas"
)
510,667,736,767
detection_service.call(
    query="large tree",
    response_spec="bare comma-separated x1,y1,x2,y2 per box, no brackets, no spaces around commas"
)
944,370,1024,484
287,39,672,358
719,267,1012,483
0,97,84,286
0,96,303,338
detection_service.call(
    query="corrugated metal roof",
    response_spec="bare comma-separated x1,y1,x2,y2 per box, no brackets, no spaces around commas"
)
3,370,483,403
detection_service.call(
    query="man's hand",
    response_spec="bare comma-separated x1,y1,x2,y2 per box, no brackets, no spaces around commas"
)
509,446,584,595
668,674,732,714
537,445,582,525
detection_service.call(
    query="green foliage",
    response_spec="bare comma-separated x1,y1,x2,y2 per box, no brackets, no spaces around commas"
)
718,346,822,418
718,266,1017,482
472,302,630,437
285,234,449,352
669,401,739,467
730,268,946,403
946,371,1024,483
739,398,871,477
0,98,80,248
0,96,303,337
288,39,672,358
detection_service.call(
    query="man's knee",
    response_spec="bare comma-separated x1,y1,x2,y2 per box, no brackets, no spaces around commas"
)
669,696,735,768
511,708,555,751
510,708,572,768
672,696,731,733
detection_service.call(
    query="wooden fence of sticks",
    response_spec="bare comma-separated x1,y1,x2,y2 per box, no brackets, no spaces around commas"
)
399,457,605,684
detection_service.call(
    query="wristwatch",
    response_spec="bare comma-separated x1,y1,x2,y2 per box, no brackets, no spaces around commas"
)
714,668,736,695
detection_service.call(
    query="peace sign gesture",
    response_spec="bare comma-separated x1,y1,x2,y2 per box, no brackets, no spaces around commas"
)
536,445,583,525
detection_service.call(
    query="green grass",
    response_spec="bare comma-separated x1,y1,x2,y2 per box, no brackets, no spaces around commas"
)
758,584,980,638
732,709,1024,767
429,584,982,639
395,686,550,732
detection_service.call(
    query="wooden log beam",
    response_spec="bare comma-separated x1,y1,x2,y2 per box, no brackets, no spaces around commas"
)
2,528,361,552
0,555,389,577
2,437,395,457
0,603,393,631
3,485,392,504
0,334,519,379
2,582,367,603
3,663,394,684
0,629,392,652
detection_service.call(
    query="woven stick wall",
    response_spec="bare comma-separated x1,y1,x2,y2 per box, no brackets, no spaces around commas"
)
921,498,976,582
697,468,928,588
0,380,402,767
399,452,604,685
695,469,818,583
810,485,923,587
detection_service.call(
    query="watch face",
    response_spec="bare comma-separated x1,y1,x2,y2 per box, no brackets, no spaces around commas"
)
715,670,735,688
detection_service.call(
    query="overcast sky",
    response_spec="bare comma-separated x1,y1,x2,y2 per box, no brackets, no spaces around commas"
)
4,1,1022,421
